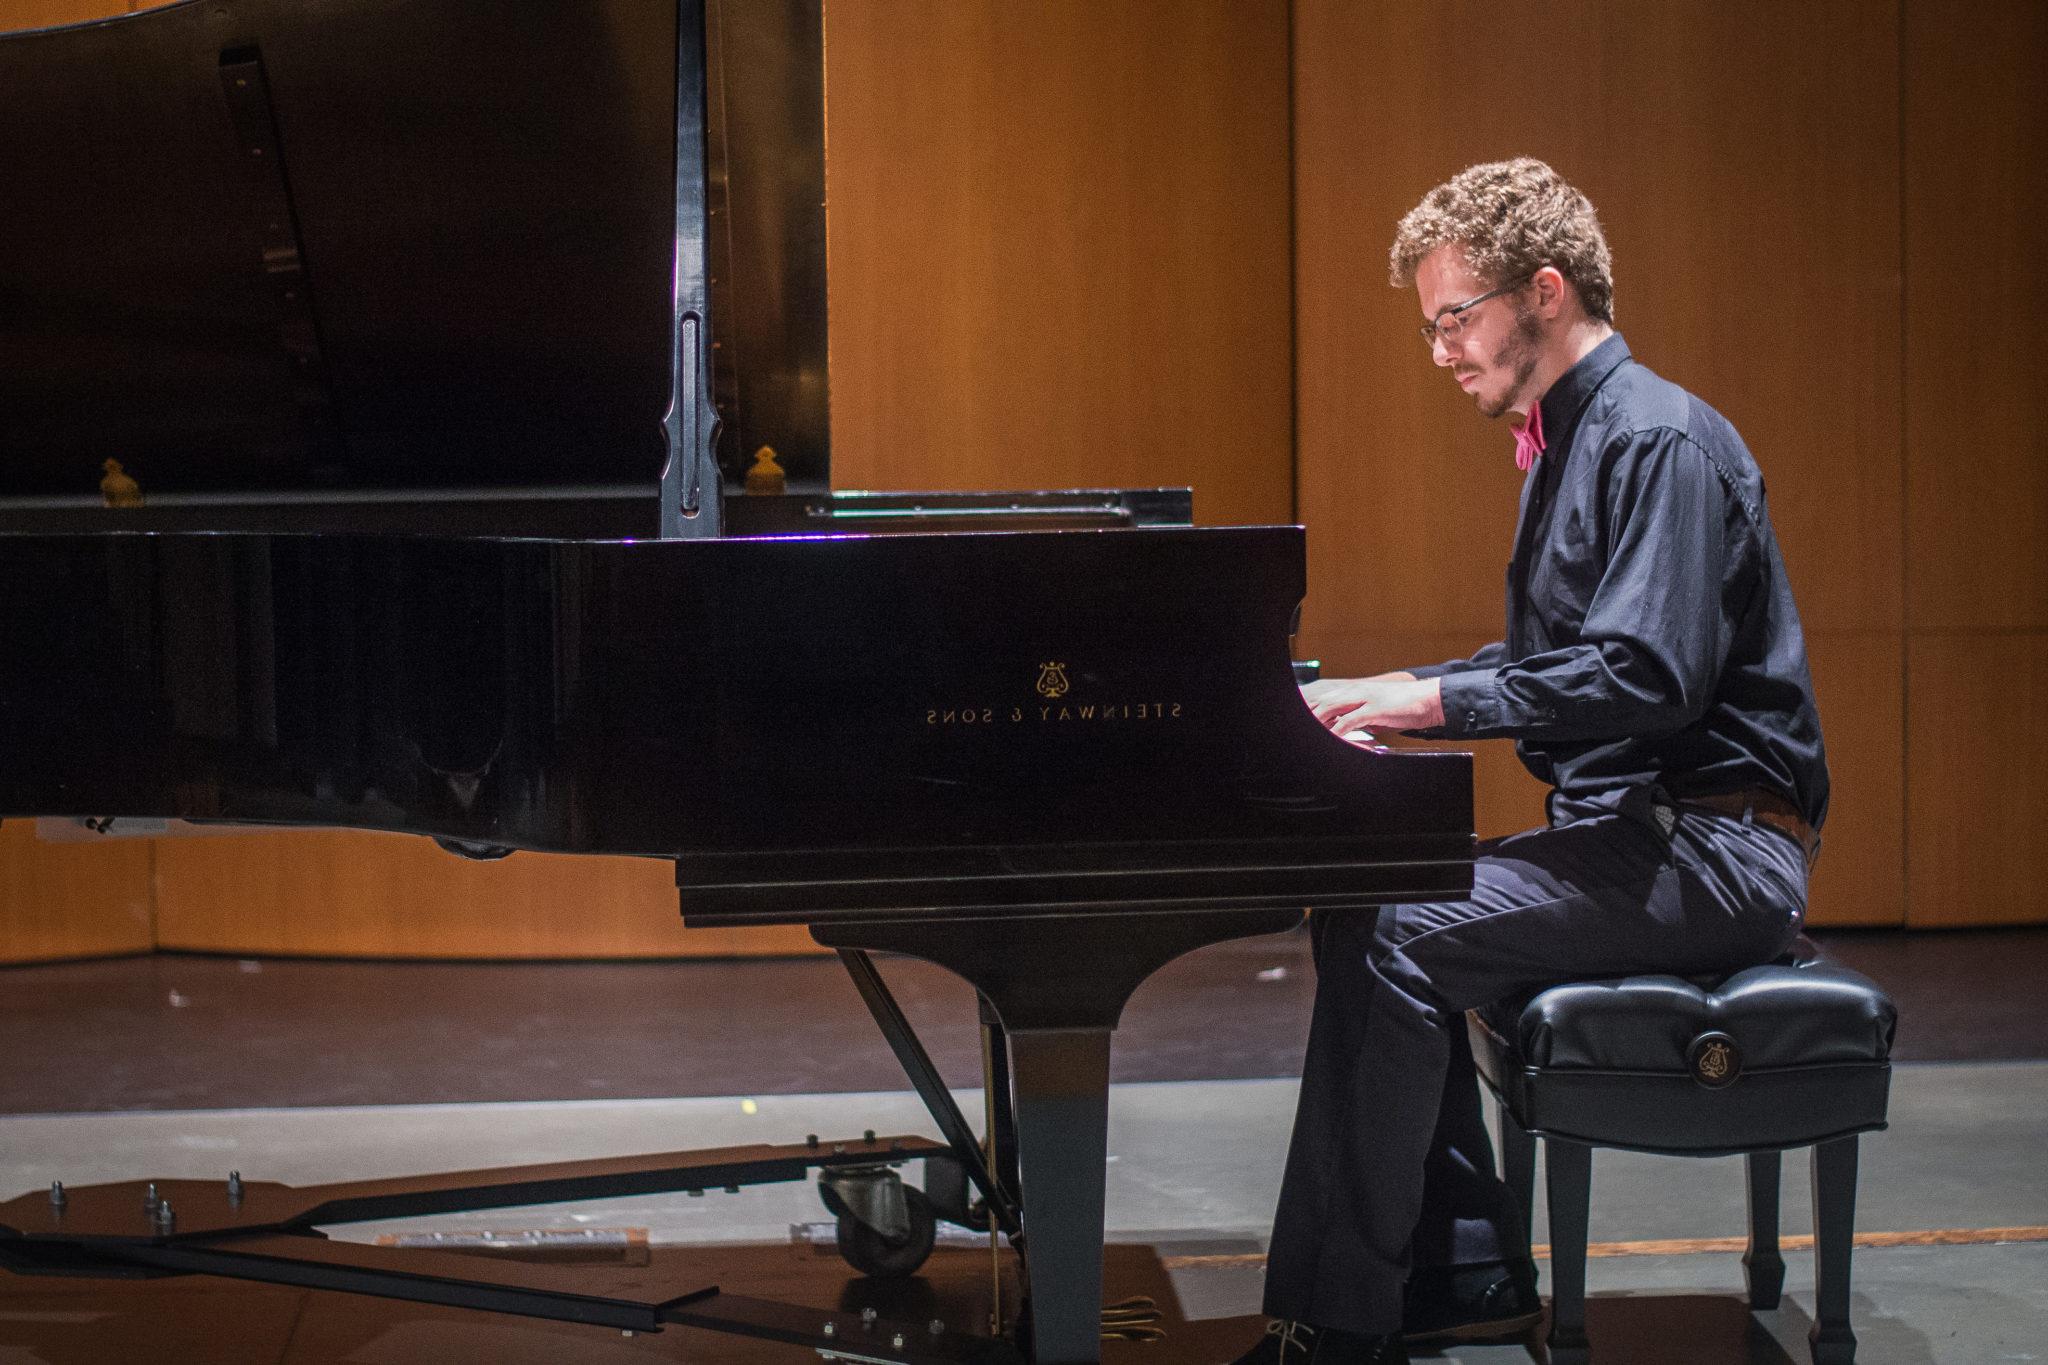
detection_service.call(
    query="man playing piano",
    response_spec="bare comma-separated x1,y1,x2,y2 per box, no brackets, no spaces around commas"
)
1232,158,1828,1363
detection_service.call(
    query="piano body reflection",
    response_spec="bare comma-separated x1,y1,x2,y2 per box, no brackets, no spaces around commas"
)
0,2,1474,1362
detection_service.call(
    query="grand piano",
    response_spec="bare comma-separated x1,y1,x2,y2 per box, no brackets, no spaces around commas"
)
0,2,1475,1361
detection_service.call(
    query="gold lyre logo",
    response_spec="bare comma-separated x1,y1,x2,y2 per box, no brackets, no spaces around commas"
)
1687,1032,1740,1088
1687,1047,1736,1088
924,660,1182,727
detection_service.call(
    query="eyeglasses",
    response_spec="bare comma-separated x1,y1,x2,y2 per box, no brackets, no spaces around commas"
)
1418,275,1531,348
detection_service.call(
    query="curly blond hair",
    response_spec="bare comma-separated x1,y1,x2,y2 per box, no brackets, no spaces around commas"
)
1389,158,1614,324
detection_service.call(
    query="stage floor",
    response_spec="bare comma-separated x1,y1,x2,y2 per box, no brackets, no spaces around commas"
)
3,927,2045,1361
2,926,2044,1114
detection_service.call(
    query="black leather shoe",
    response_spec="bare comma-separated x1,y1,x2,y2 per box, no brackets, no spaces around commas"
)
1227,1319,1410,1364
1401,1258,1542,1343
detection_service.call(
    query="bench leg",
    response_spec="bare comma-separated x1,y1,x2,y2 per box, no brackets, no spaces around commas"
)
1498,1099,1536,1249
1809,1136,1859,1365
1543,1138,1592,1365
1743,1149,1785,1310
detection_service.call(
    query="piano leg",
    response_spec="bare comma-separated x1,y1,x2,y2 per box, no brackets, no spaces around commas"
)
1006,1026,1113,1365
812,908,1304,1364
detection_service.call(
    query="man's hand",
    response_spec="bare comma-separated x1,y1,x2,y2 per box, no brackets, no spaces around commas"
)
1300,672,1444,736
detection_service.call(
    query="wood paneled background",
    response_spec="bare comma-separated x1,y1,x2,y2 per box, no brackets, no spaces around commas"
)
1902,0,2048,927
2,0,2040,960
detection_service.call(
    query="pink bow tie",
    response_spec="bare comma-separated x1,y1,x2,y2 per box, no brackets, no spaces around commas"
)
1512,402,1545,472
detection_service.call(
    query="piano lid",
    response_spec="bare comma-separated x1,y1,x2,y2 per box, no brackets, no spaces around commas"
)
0,0,828,505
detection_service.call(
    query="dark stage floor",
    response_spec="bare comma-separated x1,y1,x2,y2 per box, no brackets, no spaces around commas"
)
3,926,2043,1114
0,1234,1854,1365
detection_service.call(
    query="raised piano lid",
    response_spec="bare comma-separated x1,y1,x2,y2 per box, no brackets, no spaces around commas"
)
0,524,1474,920
0,0,824,525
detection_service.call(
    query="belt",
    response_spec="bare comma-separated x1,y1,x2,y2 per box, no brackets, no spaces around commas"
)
1679,787,1819,870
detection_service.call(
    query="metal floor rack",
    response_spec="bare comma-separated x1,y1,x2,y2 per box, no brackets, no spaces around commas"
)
0,948,1064,1365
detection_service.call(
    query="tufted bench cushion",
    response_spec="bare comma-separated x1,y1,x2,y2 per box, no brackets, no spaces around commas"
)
1469,958,1897,1155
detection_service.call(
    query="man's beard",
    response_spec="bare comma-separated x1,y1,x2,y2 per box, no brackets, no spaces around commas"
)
1475,304,1544,419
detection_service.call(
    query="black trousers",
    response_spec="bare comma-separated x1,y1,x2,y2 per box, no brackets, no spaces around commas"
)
1260,785,1808,1335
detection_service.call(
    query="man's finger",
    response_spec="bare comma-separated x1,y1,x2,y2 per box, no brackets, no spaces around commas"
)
1329,708,1376,736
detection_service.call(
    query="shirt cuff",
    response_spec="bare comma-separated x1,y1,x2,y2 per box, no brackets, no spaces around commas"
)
1433,669,1501,738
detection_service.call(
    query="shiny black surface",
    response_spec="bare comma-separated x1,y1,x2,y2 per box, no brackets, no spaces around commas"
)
0,525,1471,921
0,0,681,497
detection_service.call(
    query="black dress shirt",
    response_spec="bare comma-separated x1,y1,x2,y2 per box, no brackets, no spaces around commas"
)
1410,334,1830,830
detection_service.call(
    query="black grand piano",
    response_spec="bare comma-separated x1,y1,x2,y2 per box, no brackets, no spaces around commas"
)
0,2,1474,1361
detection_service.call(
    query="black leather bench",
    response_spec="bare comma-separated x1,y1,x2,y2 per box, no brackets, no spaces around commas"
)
1469,954,1898,1365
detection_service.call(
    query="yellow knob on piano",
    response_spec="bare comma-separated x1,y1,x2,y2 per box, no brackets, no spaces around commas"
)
744,445,787,496
99,458,143,508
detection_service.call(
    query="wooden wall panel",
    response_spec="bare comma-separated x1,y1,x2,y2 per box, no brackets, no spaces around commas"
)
1904,0,2047,635
0,822,154,964
823,0,1295,526
1901,0,2048,925
1293,1,1910,921
0,0,141,27
1804,633,1906,927
1905,635,2048,927
152,833,815,959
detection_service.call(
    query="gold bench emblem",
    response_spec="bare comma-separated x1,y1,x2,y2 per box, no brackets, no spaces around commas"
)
1687,1031,1742,1088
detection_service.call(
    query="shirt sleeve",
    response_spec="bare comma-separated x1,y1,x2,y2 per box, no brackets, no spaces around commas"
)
1432,429,1737,743
1408,641,1508,680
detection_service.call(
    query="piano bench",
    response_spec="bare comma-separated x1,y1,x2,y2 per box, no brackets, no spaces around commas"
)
1467,957,1897,1365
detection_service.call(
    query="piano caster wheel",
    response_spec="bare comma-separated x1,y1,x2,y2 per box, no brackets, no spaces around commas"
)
836,1186,937,1279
